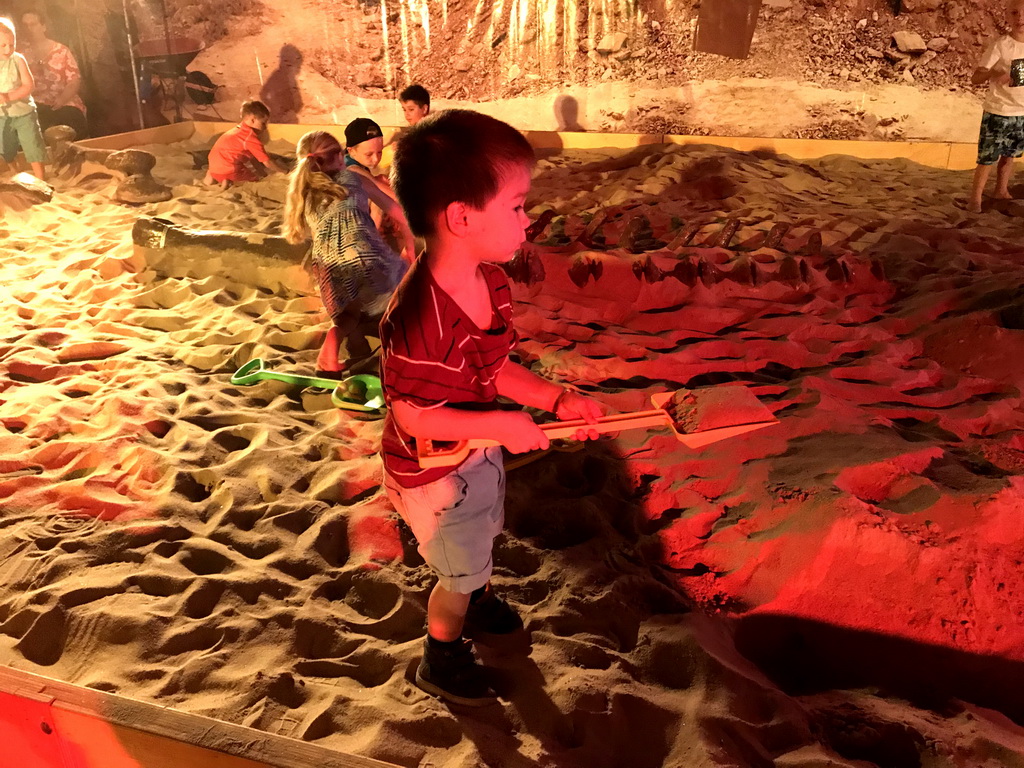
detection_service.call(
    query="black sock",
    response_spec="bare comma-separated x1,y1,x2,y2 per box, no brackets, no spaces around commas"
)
469,585,489,604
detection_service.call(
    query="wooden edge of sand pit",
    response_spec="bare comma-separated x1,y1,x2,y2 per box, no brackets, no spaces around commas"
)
0,665,399,768
75,119,1011,171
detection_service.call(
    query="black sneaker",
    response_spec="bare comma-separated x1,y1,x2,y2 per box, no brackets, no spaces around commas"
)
415,636,498,707
465,586,523,635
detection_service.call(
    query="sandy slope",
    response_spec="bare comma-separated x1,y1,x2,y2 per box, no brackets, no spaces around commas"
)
2,137,1024,767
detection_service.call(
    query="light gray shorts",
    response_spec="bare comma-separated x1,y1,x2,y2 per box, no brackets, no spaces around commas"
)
383,446,505,594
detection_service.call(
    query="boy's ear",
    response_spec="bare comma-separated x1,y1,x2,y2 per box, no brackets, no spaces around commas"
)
442,200,472,238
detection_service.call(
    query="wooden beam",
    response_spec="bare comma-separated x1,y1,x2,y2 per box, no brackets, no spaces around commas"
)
76,122,196,151
75,119,997,171
189,122,403,148
522,130,664,150
664,133,963,168
0,666,399,768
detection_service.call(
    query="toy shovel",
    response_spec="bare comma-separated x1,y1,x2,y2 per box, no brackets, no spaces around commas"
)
231,358,385,412
416,385,777,469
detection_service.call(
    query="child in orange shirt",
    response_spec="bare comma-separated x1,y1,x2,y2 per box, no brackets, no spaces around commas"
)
204,100,286,188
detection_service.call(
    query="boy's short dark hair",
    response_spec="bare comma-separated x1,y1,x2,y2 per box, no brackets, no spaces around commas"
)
241,100,271,120
399,84,430,109
391,109,534,237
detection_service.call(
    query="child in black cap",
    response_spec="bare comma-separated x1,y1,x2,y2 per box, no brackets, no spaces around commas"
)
344,117,402,238
344,117,385,173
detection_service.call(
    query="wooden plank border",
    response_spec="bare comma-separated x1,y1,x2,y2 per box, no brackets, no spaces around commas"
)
75,122,196,151
0,666,399,768
74,119,1009,171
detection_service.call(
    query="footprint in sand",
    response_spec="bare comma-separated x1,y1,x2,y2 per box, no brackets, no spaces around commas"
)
177,542,236,577
12,604,68,665
208,526,280,561
293,646,394,688
313,571,424,641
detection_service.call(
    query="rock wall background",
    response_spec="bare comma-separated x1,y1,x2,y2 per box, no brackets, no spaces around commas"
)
10,0,1017,140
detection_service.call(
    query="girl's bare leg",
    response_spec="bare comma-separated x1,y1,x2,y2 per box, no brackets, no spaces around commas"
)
317,325,342,371
969,164,993,213
994,156,1016,199
318,306,362,372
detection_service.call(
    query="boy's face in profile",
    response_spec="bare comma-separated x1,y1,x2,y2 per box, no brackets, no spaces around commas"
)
402,100,429,125
243,114,269,132
465,163,532,263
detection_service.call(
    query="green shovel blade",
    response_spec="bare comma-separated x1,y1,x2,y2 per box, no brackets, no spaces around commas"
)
232,359,384,411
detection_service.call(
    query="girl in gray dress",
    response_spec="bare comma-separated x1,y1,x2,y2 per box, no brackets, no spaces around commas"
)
284,123,415,374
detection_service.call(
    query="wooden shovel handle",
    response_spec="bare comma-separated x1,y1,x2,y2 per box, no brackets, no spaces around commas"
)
536,409,670,439
416,409,673,469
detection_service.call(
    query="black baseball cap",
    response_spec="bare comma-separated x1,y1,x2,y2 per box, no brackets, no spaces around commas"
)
344,117,382,147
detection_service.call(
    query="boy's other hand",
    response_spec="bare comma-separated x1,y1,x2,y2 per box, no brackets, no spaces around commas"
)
992,68,1012,86
499,412,550,454
556,391,603,441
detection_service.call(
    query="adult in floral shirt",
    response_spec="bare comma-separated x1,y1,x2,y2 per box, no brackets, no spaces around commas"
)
20,10,86,139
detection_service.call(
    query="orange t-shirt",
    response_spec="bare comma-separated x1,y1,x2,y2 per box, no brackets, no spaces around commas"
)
207,124,270,181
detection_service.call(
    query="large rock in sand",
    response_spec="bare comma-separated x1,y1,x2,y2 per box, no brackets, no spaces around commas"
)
115,174,172,204
131,216,313,295
44,124,77,145
105,149,157,177
0,173,54,211
44,129,166,205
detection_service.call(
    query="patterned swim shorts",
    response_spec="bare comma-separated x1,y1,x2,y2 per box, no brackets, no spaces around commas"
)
977,111,1024,166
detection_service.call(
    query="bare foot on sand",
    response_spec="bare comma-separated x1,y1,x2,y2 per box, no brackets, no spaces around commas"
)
202,173,231,190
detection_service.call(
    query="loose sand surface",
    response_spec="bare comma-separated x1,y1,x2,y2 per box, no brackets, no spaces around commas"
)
2,136,1024,767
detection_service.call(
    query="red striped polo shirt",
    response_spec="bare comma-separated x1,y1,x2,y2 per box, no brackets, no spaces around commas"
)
380,258,517,487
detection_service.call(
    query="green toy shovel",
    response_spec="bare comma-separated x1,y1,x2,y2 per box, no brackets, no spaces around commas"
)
231,359,384,412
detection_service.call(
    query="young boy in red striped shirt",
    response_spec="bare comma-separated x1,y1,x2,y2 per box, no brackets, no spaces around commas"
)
380,109,601,706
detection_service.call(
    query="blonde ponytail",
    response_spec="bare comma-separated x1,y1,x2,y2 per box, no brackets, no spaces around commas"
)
282,132,349,244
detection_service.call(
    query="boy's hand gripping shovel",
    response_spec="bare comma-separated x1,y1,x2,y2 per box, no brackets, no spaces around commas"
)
416,386,777,469
231,358,385,412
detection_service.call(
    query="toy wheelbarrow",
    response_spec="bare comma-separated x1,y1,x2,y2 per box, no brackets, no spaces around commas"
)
231,358,384,412
416,385,777,469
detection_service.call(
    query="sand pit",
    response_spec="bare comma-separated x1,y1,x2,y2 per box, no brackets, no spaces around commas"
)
2,135,1024,767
